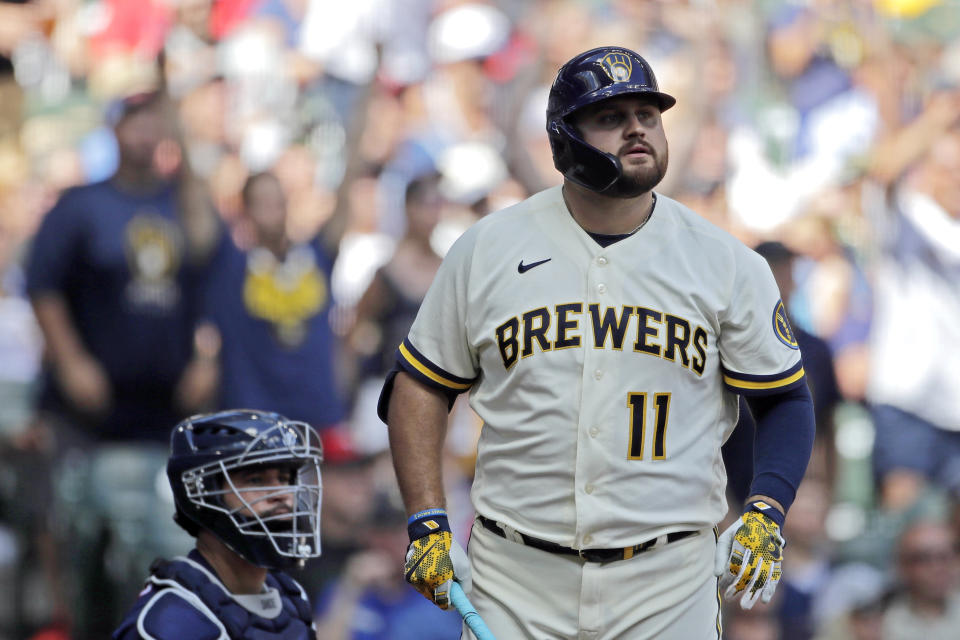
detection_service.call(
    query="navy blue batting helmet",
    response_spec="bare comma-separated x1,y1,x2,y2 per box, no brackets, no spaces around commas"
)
547,46,675,193
167,409,323,570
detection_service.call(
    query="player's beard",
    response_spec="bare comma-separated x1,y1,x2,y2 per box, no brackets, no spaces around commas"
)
606,144,669,199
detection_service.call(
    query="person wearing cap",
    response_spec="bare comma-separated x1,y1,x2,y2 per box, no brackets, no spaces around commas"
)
26,88,221,444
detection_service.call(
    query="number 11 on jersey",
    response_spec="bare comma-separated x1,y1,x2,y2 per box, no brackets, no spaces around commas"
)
626,392,672,460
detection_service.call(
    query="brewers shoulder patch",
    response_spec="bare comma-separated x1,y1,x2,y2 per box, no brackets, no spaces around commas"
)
772,300,798,349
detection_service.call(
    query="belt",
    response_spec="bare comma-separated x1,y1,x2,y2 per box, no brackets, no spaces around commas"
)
476,515,698,564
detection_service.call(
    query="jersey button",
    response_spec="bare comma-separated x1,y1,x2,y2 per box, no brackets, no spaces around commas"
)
589,426,599,437
583,534,593,545
597,256,608,266
593,369,603,380
585,484,594,494
597,283,607,294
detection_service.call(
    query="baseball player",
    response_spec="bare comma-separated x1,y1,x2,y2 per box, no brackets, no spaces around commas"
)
380,46,815,639
112,410,322,639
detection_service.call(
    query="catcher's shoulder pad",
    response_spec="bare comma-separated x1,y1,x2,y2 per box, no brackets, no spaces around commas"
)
138,589,226,640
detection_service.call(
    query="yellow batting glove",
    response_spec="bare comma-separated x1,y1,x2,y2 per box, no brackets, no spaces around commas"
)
404,508,472,609
713,502,785,609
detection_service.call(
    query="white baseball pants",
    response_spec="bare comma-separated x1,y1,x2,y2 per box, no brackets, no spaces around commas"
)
462,519,721,640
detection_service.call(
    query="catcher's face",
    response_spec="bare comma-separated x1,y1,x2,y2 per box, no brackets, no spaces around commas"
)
223,465,295,521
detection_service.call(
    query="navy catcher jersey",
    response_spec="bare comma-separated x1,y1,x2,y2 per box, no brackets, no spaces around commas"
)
112,550,314,640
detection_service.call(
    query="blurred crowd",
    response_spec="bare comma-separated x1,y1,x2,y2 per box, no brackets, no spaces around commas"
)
0,0,958,639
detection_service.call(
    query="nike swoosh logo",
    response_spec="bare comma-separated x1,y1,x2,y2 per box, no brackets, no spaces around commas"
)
518,258,552,273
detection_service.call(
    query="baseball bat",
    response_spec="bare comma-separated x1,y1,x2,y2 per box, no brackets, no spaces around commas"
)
450,581,496,640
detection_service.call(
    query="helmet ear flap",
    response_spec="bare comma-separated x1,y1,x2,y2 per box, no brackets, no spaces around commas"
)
549,118,622,193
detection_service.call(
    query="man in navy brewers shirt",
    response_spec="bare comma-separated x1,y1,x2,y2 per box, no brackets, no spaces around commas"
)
26,90,220,442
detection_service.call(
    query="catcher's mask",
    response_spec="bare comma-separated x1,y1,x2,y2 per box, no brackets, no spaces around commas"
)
547,46,675,193
167,409,323,570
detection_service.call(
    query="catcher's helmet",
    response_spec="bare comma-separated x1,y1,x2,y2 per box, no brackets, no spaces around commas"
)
167,409,323,570
547,46,676,193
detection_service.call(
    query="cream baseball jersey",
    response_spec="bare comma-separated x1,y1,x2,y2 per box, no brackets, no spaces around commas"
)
395,186,804,549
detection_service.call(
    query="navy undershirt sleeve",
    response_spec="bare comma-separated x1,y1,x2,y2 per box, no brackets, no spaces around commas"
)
745,382,815,515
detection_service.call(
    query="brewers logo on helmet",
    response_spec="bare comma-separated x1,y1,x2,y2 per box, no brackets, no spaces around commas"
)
600,52,633,82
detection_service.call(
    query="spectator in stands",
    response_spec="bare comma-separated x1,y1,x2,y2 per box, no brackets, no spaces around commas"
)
789,211,873,403
344,172,445,451
202,169,348,431
882,519,960,640
347,172,444,382
291,428,378,608
25,88,220,444
864,92,960,512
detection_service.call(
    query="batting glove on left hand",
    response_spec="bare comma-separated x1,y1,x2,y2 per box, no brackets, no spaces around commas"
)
404,508,472,610
713,502,785,609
